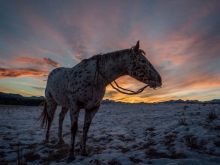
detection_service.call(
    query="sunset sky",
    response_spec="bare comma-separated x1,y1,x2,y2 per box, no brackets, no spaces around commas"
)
0,0,220,103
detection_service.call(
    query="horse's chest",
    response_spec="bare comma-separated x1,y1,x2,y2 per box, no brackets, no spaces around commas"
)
77,86,105,109
67,62,106,108
79,85,105,100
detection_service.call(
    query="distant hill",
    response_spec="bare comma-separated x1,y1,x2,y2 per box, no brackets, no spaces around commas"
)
161,99,200,104
0,92,44,106
160,99,220,104
0,92,219,106
207,99,220,104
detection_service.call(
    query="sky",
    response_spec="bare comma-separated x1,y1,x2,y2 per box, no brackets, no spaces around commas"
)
0,0,220,103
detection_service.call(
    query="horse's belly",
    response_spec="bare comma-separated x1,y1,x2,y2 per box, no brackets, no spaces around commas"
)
83,88,106,109
54,93,68,106
46,83,69,106
48,88,67,106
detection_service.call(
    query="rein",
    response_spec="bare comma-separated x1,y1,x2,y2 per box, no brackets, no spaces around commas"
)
95,55,149,95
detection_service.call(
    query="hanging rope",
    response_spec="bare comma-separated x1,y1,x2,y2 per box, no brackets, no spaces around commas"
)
95,55,149,95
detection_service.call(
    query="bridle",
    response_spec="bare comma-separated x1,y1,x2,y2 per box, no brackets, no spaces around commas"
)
109,81,149,95
95,54,149,95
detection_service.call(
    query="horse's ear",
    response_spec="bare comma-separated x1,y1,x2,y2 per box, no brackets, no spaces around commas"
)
134,40,140,51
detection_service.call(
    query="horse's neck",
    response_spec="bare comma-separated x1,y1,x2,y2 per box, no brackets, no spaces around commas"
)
99,53,130,85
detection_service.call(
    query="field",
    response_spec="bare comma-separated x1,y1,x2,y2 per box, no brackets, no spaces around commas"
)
0,103,220,164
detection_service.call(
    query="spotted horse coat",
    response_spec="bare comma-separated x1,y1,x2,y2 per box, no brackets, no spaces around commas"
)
40,41,162,161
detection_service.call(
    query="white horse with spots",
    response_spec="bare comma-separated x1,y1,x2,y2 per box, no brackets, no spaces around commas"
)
40,41,162,161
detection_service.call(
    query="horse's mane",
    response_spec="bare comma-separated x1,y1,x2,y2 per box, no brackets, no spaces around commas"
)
85,48,130,63
90,47,145,59
82,47,145,64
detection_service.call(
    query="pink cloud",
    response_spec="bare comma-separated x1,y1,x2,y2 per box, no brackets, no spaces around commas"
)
15,57,60,67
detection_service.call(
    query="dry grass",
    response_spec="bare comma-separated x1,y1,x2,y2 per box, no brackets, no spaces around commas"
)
89,159,102,165
145,147,186,159
24,152,40,162
108,159,122,165
183,134,201,149
129,156,142,163
207,110,218,121
214,140,220,147
183,105,189,110
169,151,187,159
16,143,27,165
178,118,187,125
164,133,177,147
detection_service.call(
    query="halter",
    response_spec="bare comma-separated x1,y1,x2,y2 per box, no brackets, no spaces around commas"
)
95,54,149,95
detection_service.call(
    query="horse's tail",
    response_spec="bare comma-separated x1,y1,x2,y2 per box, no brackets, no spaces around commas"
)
39,100,49,128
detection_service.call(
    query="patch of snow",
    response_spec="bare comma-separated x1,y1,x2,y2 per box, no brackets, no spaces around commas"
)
0,103,220,164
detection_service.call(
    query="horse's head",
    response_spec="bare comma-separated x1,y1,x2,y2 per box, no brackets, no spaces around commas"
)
127,41,162,89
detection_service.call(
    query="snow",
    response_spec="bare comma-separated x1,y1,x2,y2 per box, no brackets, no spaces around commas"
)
0,103,220,164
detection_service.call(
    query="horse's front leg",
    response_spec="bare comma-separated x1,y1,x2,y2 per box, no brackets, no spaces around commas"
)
80,105,99,156
67,104,80,161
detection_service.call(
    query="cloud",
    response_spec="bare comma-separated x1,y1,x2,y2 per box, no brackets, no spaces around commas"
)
0,56,60,79
0,68,47,78
31,86,45,91
43,58,60,67
15,57,60,67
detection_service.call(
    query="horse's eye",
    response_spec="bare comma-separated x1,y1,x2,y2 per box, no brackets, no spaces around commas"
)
141,60,146,63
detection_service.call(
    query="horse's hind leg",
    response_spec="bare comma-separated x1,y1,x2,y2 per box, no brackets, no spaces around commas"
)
45,100,57,142
80,105,99,156
67,103,80,161
58,107,68,144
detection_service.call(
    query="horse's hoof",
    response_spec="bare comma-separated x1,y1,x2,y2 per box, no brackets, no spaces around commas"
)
80,144,87,156
43,139,49,144
56,139,65,147
80,151,88,156
66,155,75,163
80,148,88,156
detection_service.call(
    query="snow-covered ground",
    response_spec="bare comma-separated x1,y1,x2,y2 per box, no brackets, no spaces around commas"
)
0,103,220,164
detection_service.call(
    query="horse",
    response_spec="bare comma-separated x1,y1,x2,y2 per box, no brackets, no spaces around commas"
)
40,41,162,161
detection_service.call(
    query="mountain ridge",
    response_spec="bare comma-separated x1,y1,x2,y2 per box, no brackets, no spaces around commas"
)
0,92,219,105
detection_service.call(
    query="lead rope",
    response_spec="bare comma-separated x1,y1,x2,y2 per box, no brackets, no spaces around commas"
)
111,81,149,95
95,56,149,95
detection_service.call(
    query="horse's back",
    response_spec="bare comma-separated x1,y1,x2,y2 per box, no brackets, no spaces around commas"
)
47,67,69,85
50,67,69,78
44,59,102,107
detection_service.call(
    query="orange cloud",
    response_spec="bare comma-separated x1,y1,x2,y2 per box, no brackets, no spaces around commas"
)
0,68,47,78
